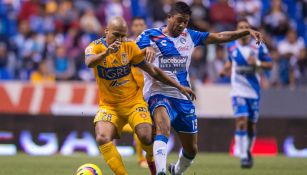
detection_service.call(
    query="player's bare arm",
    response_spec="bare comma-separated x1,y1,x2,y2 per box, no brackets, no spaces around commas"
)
141,47,156,63
85,40,121,68
204,29,264,45
247,56,273,69
138,62,196,100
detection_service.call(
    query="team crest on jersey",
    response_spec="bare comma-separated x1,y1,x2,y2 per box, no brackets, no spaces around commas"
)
112,59,118,65
121,52,128,64
179,38,186,44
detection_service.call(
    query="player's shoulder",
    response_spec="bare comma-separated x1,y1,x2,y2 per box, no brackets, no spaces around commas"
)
85,38,105,55
186,28,200,34
121,40,143,54
258,43,269,54
92,38,104,45
86,38,103,48
227,41,237,51
186,28,209,35
146,27,160,33
249,40,269,52
140,28,162,36
122,39,138,47
122,38,135,43
249,40,261,50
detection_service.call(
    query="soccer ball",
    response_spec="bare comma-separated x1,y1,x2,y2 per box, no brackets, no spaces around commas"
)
75,163,103,175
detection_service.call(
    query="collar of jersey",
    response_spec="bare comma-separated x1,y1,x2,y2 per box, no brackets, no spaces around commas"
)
236,39,254,47
159,25,167,31
101,37,108,47
159,25,185,38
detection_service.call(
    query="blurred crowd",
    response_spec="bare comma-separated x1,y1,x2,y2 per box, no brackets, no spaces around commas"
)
0,0,306,88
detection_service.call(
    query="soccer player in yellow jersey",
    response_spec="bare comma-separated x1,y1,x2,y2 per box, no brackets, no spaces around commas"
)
121,16,148,168
84,16,195,175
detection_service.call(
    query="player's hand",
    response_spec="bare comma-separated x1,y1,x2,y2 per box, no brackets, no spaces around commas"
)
248,29,264,45
219,70,226,77
179,86,196,101
145,47,156,63
106,40,121,55
247,56,256,66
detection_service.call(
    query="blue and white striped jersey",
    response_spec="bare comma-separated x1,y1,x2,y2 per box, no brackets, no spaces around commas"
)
227,40,272,99
136,27,209,100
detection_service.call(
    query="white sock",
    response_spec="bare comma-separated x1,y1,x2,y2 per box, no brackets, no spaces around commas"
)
235,130,248,159
153,135,168,173
175,150,194,174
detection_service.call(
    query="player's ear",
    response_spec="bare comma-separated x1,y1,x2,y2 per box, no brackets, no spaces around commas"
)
105,28,109,35
167,14,172,20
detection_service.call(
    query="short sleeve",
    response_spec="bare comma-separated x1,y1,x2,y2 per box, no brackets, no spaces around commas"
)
85,42,103,58
130,42,145,66
136,30,151,49
227,55,232,62
226,42,235,62
187,29,209,47
259,44,272,62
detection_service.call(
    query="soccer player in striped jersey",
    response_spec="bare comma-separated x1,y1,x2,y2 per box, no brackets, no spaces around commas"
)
220,19,272,168
136,2,265,174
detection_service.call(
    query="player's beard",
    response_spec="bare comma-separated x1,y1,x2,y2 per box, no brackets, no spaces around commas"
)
241,36,251,45
173,27,184,37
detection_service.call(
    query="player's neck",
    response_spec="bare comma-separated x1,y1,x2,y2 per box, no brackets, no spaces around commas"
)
132,35,138,40
163,26,179,38
239,37,251,46
104,38,111,46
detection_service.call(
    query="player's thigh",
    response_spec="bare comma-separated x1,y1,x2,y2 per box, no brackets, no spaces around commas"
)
248,120,257,133
153,106,171,136
247,98,260,123
148,95,174,136
171,99,197,133
95,121,118,144
127,102,153,144
177,132,198,156
134,123,153,145
232,96,249,118
127,102,152,129
94,107,126,139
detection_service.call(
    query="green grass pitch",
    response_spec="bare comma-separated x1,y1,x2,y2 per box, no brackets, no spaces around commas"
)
0,153,306,175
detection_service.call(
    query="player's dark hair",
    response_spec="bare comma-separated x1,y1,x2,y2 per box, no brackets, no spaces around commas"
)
236,17,257,29
169,1,192,16
132,16,145,23
237,18,249,24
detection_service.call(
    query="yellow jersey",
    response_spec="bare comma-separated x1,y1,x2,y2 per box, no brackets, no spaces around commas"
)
30,71,55,84
85,38,145,105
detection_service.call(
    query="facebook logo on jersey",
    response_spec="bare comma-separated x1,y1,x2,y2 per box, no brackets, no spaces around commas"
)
159,56,187,73
96,64,131,80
